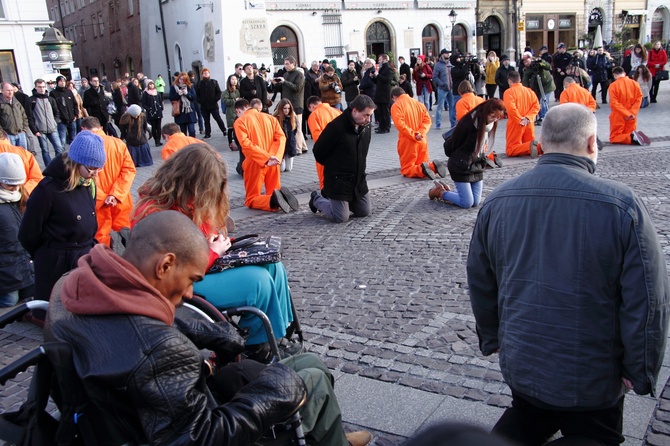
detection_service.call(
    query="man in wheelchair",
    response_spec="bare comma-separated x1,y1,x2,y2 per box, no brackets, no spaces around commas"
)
44,210,371,446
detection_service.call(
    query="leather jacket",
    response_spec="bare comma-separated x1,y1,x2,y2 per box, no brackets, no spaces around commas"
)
45,287,306,445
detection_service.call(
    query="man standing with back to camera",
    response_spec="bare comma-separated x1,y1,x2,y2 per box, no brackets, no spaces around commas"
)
467,103,669,446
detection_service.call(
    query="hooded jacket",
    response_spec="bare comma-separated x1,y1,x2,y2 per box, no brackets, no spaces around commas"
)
49,86,78,123
44,244,307,445
29,92,60,134
0,96,29,135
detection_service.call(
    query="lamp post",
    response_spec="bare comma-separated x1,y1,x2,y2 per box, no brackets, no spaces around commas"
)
448,9,458,51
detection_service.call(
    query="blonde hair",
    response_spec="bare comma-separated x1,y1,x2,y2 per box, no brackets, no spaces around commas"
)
62,153,89,192
134,144,230,232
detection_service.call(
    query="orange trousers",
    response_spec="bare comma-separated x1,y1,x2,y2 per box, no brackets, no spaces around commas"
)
316,162,325,190
243,160,281,211
95,201,132,246
506,121,536,157
398,139,431,178
609,115,636,144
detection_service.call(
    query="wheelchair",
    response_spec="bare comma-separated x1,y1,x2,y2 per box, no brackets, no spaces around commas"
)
0,297,308,446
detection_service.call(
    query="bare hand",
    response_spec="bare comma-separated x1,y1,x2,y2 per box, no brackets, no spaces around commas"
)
104,195,118,207
622,378,633,391
415,132,423,141
266,156,281,166
520,117,530,126
208,233,231,256
624,115,635,121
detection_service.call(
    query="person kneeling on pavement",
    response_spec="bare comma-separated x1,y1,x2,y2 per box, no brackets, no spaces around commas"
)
45,210,372,446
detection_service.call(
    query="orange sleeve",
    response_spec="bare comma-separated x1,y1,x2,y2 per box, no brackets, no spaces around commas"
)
109,139,136,203
503,88,522,122
391,100,415,140
268,115,286,159
20,150,42,195
609,81,631,118
234,111,270,167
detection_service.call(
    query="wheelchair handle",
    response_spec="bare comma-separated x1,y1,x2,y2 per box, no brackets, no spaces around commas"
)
0,346,45,386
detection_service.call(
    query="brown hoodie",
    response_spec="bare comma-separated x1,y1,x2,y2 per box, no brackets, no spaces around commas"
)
60,244,175,325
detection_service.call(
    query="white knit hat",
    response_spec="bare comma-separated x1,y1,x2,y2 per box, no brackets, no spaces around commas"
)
127,104,142,118
0,152,26,185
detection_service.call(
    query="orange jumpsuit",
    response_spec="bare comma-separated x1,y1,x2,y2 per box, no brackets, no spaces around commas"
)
0,140,42,194
560,83,597,112
455,93,485,121
390,94,434,178
503,83,540,157
307,103,341,189
161,132,202,160
91,129,136,246
234,108,286,211
608,76,643,145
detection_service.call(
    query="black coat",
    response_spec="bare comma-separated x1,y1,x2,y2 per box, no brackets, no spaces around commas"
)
313,108,370,201
239,76,268,109
359,67,376,98
443,112,486,183
83,86,110,124
18,155,96,300
340,69,360,102
126,83,142,106
372,62,392,104
0,201,33,294
196,78,222,110
49,87,78,123
141,92,163,121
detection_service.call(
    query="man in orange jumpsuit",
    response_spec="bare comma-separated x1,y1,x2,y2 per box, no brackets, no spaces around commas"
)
609,66,650,146
306,96,341,189
390,87,446,179
503,71,541,158
560,77,597,111
455,80,485,121
161,123,202,160
233,99,298,213
0,129,42,194
82,117,136,246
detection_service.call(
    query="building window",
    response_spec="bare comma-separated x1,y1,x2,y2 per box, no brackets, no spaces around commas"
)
81,18,86,40
271,26,300,66
0,51,18,85
92,14,97,37
98,11,103,35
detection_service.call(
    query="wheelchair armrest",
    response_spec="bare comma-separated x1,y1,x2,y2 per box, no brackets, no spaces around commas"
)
0,346,45,386
220,306,281,362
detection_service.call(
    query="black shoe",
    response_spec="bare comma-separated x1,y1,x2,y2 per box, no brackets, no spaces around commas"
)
271,189,291,213
203,135,211,139
244,343,273,364
421,161,437,180
433,159,447,178
155,141,162,147
309,190,319,213
222,129,227,136
279,187,299,211
602,100,607,104
651,98,658,103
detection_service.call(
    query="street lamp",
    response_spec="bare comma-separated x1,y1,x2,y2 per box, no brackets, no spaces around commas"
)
449,9,458,25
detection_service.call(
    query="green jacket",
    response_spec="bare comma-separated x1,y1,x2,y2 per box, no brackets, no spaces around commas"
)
154,77,166,93
522,60,556,98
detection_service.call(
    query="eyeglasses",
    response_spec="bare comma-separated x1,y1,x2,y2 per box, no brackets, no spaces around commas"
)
82,165,102,174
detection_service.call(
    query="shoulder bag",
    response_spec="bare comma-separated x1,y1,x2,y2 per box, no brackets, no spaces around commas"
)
209,234,282,273
171,99,181,116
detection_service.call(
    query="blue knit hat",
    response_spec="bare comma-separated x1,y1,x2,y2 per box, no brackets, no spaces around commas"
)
68,130,106,168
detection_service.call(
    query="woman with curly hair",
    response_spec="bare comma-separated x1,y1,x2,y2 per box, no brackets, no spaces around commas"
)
132,144,295,360
272,98,297,172
168,72,197,136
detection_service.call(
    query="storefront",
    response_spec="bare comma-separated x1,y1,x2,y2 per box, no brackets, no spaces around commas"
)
524,13,576,53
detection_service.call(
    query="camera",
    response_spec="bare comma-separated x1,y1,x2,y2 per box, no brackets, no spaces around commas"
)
332,83,341,94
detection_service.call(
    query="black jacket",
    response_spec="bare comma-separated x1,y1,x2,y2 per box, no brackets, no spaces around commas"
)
239,76,268,109
126,82,142,106
196,78,222,111
313,107,370,201
372,62,392,104
0,201,33,294
141,92,163,120
340,69,360,102
45,288,307,445
83,86,109,123
50,86,78,123
443,111,486,183
449,55,468,95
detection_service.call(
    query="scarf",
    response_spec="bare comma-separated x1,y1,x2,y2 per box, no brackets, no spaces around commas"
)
181,95,192,114
0,187,20,203
145,88,158,96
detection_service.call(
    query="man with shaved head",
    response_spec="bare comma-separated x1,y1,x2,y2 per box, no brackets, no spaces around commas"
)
45,210,371,446
467,103,669,445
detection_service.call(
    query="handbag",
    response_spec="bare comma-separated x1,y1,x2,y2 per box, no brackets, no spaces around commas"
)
656,70,669,81
171,99,181,116
209,234,282,273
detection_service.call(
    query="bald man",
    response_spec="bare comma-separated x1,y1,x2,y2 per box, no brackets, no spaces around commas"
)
503,71,541,157
45,210,371,446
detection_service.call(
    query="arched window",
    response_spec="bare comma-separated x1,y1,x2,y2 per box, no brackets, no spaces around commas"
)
366,21,391,58
174,44,183,73
422,25,439,59
452,24,467,55
270,26,299,67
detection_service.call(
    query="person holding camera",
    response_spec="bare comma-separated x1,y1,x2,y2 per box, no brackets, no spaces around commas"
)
521,53,555,125
318,66,343,111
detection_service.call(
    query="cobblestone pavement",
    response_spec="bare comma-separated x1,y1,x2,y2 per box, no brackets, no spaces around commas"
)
2,93,670,445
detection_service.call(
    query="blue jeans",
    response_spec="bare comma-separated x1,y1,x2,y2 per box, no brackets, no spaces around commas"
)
443,180,483,208
418,85,431,110
436,89,456,128
7,132,27,150
539,92,552,120
641,97,649,108
57,121,77,147
193,101,204,132
36,132,64,166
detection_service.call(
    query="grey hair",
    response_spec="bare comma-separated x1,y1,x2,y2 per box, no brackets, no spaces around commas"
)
541,103,597,155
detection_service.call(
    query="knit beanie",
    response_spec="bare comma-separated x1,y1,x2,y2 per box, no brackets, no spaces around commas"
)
127,104,142,118
68,130,106,168
0,152,26,185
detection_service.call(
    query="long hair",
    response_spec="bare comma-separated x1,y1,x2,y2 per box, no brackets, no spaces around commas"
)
453,99,505,159
119,112,145,141
633,44,648,63
62,153,88,192
134,144,230,232
634,64,652,83
273,98,296,131
226,74,238,92
174,72,192,88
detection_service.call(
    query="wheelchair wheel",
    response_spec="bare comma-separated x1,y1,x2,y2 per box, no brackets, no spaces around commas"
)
178,295,228,323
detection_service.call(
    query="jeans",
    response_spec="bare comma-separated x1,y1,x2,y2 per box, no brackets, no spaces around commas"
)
641,97,649,108
436,89,456,128
450,94,460,127
442,180,483,208
539,92,552,120
7,132,28,150
179,122,196,137
0,290,19,307
36,132,64,166
312,192,371,223
57,121,77,147
193,101,204,132
418,85,431,110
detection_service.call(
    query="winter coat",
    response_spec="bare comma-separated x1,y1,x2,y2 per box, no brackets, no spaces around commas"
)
120,115,149,146
0,96,29,135
313,107,370,201
340,69,360,102
222,88,239,127
196,78,222,111
141,91,163,121
0,200,33,294
29,93,60,134
648,48,668,78
239,75,268,109
318,73,343,107
412,63,433,94
495,64,515,90
587,54,612,83
281,116,297,157
432,58,450,92
485,59,499,84
168,85,197,125
359,67,376,98
449,56,469,95
49,87,78,123
281,68,305,114
372,62,393,104
522,59,556,97
83,86,110,124
468,153,669,408
126,82,141,106
443,111,486,183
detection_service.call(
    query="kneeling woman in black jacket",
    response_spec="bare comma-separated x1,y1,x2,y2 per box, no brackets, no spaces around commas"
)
431,99,505,208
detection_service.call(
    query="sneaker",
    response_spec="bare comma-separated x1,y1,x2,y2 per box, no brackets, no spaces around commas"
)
631,130,651,146
346,431,373,446
271,189,292,213
421,161,437,180
280,187,299,211
433,159,447,178
530,140,539,159
494,152,503,167
308,190,319,213
278,338,305,358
